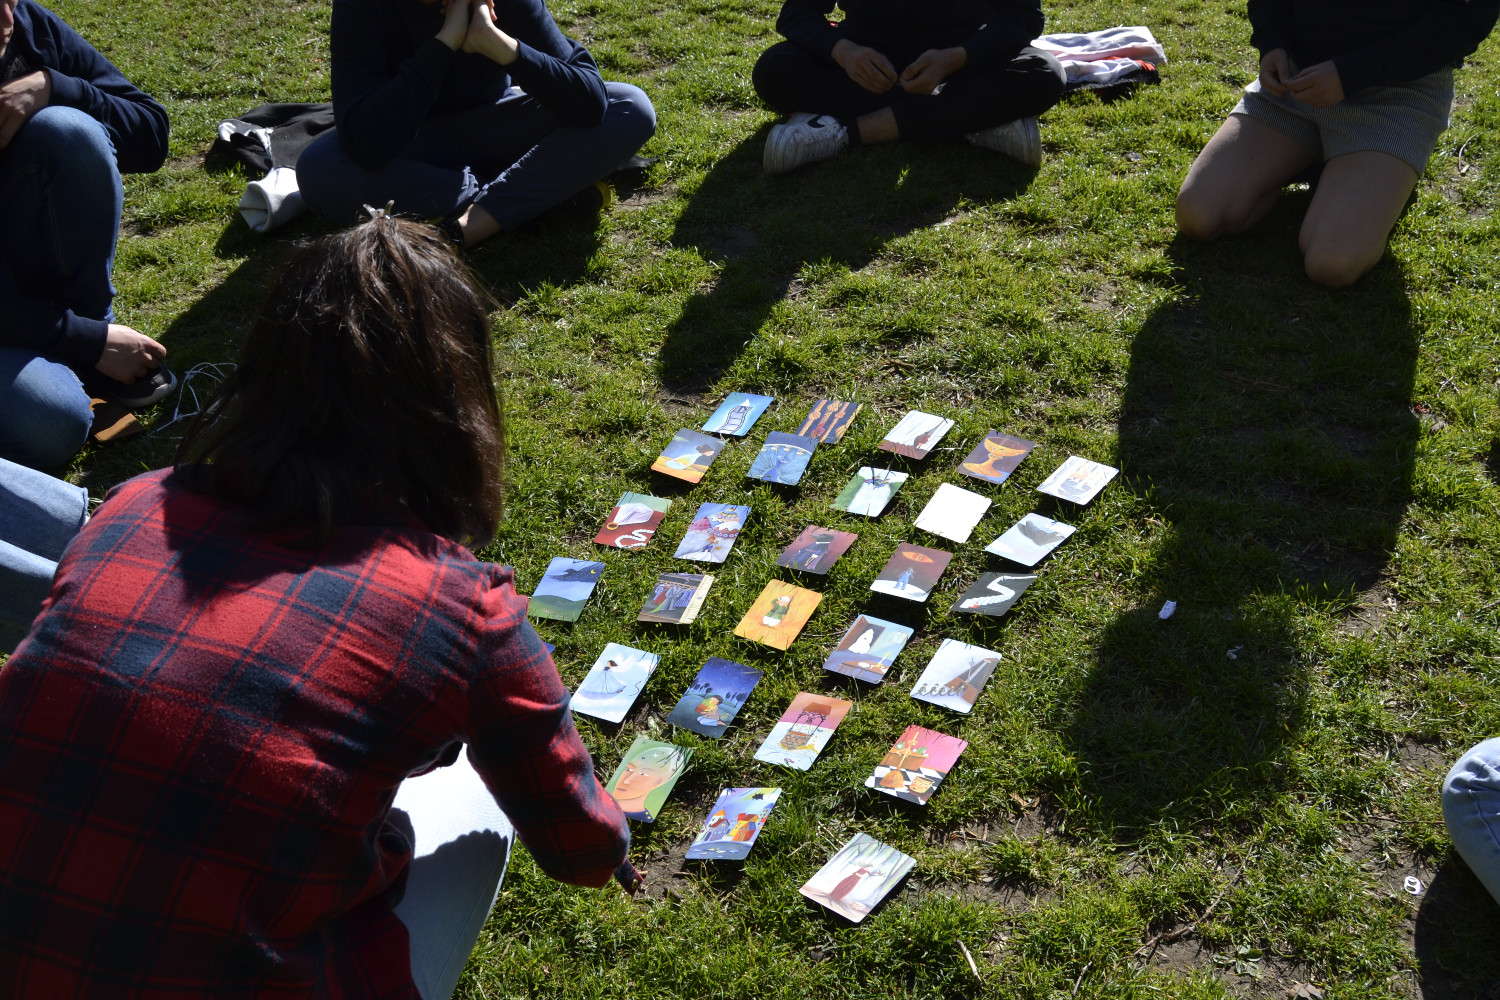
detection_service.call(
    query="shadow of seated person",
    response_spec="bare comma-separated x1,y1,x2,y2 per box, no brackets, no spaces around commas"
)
659,126,1041,385
1061,221,1420,830
752,0,1065,174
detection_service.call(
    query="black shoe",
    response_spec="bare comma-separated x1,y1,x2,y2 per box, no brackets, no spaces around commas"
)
95,366,178,411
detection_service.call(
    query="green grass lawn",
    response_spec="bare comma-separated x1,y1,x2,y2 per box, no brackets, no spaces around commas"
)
39,0,1500,996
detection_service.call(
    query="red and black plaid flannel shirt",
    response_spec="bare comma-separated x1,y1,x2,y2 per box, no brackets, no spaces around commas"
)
0,469,630,998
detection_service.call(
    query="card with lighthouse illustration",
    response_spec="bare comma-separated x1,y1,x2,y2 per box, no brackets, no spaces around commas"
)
733,580,822,650
702,392,773,437
864,726,968,806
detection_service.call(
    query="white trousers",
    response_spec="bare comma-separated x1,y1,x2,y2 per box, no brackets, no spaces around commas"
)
389,749,514,1000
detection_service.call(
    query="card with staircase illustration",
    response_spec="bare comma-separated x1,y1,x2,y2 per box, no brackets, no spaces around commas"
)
908,639,1001,715
865,726,967,806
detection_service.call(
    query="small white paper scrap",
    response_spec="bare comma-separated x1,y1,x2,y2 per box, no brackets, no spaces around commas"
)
1158,600,1177,619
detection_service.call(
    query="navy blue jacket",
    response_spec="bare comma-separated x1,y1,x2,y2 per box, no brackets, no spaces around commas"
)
330,0,608,171
775,0,1045,70
1248,0,1500,95
0,0,169,368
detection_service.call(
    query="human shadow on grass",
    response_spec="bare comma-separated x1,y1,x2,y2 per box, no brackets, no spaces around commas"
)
1062,195,1420,831
1413,854,1500,998
659,130,1040,389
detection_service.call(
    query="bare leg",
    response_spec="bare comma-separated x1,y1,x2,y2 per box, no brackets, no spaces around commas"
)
1297,150,1418,288
457,203,503,247
1176,113,1317,240
855,107,899,145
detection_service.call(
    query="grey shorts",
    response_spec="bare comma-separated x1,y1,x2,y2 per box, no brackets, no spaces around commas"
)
1232,67,1454,174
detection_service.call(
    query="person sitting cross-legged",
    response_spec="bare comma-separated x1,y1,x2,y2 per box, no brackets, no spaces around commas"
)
1175,0,1500,289
0,0,173,470
0,216,639,999
751,0,1066,175
297,0,656,249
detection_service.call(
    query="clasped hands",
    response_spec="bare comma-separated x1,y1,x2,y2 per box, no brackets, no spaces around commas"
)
1260,49,1344,107
831,39,966,96
436,0,518,65
0,68,50,148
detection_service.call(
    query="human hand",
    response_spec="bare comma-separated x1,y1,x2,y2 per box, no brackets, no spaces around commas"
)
899,47,966,95
462,0,519,66
1285,60,1344,107
436,0,471,50
831,39,897,94
1258,48,1293,97
0,70,51,148
95,324,166,383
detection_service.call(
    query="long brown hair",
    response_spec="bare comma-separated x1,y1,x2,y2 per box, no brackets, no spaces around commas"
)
176,216,504,546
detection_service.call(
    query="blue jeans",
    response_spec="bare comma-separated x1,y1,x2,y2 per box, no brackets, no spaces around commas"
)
0,456,89,652
297,82,655,230
388,749,513,1000
0,105,123,469
1444,738,1500,907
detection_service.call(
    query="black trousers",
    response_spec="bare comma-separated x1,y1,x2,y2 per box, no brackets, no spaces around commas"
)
752,41,1065,143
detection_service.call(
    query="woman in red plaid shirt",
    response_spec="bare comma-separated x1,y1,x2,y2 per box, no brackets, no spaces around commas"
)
0,215,638,998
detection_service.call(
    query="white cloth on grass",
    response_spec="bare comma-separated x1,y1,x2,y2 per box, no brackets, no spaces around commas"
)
238,166,307,233
1030,26,1167,89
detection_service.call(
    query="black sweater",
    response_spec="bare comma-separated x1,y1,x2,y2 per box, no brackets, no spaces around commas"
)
1248,0,1500,95
0,0,169,369
330,0,608,171
775,0,1045,71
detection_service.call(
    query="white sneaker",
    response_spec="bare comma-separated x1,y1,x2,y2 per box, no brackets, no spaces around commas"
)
965,117,1042,168
764,113,849,174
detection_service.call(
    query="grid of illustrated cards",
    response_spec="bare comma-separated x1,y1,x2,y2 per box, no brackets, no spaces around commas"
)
526,394,1119,921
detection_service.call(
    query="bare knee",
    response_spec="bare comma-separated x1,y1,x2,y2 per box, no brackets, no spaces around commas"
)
1302,242,1377,289
1175,183,1251,241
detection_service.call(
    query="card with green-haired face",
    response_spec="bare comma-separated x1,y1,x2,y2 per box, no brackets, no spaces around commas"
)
604,737,693,823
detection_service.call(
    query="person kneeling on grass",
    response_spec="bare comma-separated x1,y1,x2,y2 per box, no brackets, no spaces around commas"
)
0,216,639,999
1175,0,1499,289
0,0,174,470
297,0,655,249
751,0,1065,175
